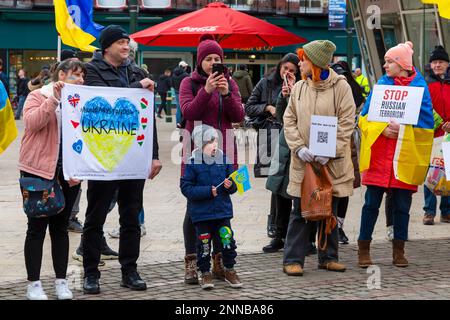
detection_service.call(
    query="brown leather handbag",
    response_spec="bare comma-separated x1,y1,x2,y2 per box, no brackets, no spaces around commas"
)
301,163,336,250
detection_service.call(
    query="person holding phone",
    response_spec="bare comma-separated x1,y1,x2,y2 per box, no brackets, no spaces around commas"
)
179,34,244,285
245,53,302,254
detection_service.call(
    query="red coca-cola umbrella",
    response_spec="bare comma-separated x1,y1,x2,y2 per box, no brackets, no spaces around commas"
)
130,2,306,48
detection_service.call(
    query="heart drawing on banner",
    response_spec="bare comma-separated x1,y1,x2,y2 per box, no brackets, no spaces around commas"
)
68,94,80,107
140,98,148,109
72,140,83,154
141,117,148,129
80,97,139,171
137,134,145,146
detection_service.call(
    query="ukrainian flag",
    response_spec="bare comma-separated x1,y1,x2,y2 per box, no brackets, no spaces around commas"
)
359,68,434,186
230,165,252,195
422,0,450,19
54,0,104,52
0,82,18,155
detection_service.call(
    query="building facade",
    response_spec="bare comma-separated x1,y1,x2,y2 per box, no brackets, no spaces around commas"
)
350,0,450,85
0,0,361,96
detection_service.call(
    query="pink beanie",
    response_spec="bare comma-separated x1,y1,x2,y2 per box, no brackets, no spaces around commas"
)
196,34,224,66
384,41,414,71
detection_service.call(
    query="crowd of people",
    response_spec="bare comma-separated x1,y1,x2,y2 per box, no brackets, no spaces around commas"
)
9,22,450,299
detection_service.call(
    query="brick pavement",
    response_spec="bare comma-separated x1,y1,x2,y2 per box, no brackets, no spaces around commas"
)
2,119,450,300
1,238,450,300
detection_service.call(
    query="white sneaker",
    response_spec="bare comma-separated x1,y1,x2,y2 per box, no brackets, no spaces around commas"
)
108,227,120,238
386,225,394,241
55,279,73,300
140,224,147,237
26,281,48,300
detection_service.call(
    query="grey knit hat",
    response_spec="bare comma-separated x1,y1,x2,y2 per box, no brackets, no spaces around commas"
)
192,124,218,149
303,40,337,69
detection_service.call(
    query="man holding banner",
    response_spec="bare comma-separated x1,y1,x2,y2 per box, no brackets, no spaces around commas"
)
81,25,161,294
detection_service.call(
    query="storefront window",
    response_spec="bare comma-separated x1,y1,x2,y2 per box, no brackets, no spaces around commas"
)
141,0,171,8
404,12,440,72
8,51,23,97
401,0,433,10
442,18,450,49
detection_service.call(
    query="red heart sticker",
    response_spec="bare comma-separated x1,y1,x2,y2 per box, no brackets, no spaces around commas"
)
137,135,145,141
141,117,148,124
141,98,148,105
71,120,80,129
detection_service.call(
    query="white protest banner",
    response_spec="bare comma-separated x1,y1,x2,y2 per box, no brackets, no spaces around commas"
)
367,84,424,125
309,115,338,157
61,83,154,181
441,134,450,181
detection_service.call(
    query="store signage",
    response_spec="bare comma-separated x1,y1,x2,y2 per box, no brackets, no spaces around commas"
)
329,0,347,30
178,26,219,32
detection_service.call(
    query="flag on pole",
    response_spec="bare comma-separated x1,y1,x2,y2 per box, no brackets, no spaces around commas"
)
229,165,252,195
0,82,18,155
54,0,104,52
422,0,450,19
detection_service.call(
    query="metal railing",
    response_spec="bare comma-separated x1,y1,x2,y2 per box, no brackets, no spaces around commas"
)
0,0,329,15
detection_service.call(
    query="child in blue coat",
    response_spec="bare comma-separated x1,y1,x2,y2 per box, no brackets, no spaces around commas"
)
180,124,242,290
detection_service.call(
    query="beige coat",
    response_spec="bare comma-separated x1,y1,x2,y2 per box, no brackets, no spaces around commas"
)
283,69,356,198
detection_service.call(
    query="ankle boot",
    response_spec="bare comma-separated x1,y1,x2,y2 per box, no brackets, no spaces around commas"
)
262,238,284,253
357,240,373,268
392,239,408,267
184,254,198,284
212,252,225,280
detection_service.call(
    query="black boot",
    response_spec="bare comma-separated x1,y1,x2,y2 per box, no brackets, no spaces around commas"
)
262,238,284,253
267,214,276,238
338,227,349,245
101,236,119,260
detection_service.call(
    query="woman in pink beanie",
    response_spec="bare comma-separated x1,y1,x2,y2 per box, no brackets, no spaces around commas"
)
384,41,415,76
357,40,434,269
178,34,245,286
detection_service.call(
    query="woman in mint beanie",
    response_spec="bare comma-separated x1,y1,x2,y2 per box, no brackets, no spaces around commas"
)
282,40,356,276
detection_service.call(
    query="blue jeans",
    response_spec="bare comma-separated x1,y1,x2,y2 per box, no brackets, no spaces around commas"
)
423,185,450,217
359,186,412,241
15,95,26,119
174,92,182,125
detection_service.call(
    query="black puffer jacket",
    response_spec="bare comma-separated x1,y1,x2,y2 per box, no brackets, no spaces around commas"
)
171,66,189,92
245,74,281,118
85,50,159,160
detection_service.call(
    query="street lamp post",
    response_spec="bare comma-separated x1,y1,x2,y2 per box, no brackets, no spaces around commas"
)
129,0,138,34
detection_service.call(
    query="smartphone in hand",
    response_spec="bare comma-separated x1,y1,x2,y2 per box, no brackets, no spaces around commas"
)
212,63,225,75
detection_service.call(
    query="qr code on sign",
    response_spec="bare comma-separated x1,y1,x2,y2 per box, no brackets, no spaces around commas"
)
317,132,328,144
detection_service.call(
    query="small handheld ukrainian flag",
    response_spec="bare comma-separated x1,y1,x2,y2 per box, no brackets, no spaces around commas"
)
0,82,18,155
229,165,252,195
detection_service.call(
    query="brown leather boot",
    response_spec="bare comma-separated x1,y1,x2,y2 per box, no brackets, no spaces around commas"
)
392,239,408,267
212,252,225,280
184,254,198,284
357,240,373,268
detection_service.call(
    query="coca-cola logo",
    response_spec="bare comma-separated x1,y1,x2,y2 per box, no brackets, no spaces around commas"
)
178,26,219,32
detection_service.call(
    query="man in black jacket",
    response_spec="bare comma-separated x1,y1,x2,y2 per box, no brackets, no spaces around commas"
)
14,69,29,120
156,68,172,118
82,25,162,294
